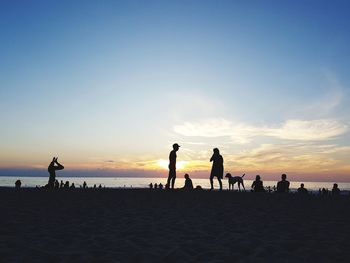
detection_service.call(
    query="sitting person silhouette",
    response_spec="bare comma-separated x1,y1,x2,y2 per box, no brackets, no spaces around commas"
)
83,181,87,189
159,183,163,190
15,179,21,189
47,157,64,189
332,183,340,196
183,174,193,190
54,179,59,189
297,183,308,194
251,175,265,192
276,174,290,193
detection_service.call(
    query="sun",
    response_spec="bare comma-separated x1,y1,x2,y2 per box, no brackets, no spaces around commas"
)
157,159,187,170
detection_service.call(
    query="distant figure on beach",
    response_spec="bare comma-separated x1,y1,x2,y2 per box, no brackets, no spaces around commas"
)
15,179,21,189
47,157,64,189
70,183,75,189
183,174,193,190
251,175,265,192
322,188,328,196
154,183,158,189
210,148,223,191
332,183,340,196
276,174,290,193
60,180,64,188
98,184,102,189
297,183,308,195
159,183,163,190
166,143,180,189
149,183,153,189
83,181,87,189
64,181,69,189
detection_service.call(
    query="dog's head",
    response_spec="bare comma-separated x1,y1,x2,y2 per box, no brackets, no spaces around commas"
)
225,173,232,178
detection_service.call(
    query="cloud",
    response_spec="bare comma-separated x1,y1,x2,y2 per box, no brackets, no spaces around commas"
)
174,118,348,143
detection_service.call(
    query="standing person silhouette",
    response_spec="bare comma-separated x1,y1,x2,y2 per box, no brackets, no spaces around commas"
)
166,143,180,189
48,157,64,189
210,148,223,191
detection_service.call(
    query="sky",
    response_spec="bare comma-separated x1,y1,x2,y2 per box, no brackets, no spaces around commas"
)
1,0,350,181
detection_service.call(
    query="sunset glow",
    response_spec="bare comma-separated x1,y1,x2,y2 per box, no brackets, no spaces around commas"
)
0,1,350,182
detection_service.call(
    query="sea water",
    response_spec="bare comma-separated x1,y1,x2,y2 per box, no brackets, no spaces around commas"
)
1,176,350,192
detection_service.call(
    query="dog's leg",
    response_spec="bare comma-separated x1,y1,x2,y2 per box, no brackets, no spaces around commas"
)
242,182,245,191
238,183,241,192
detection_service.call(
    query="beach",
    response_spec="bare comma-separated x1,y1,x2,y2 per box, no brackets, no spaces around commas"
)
1,188,350,262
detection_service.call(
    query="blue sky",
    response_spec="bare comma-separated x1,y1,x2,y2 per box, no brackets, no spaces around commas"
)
1,0,349,181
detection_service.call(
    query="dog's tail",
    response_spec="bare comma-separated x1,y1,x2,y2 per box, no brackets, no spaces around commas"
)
241,173,245,178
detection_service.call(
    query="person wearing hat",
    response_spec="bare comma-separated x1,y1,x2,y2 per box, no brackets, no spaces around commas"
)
166,143,180,189
210,148,223,191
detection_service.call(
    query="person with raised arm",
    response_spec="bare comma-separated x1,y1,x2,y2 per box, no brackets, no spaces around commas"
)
47,157,64,189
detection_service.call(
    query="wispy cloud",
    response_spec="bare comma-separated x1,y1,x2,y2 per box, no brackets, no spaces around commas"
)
174,118,348,144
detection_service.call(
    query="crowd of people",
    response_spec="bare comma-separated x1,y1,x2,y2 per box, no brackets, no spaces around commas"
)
10,145,346,196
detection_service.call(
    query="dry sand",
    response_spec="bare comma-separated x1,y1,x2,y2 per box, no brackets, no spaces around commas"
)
1,188,349,262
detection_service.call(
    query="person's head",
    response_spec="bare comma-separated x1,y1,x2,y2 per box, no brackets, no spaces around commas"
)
213,148,220,154
255,175,261,181
184,173,189,179
300,183,304,188
173,143,180,151
333,183,338,189
281,174,287,180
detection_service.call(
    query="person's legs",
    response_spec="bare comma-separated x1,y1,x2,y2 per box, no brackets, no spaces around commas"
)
167,169,175,189
171,174,176,189
218,178,222,191
210,175,214,190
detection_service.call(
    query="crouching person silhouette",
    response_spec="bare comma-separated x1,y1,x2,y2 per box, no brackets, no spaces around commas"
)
48,157,64,189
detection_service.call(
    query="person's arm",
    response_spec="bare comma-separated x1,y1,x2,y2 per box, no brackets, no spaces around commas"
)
210,154,214,162
54,158,64,170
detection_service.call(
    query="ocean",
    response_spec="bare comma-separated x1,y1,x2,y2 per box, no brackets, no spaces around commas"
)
1,176,349,192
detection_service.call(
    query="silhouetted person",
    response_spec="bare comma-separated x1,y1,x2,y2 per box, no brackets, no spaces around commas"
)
183,174,193,190
251,175,265,192
297,183,308,195
322,188,328,196
54,179,59,189
332,183,340,196
15,179,21,189
93,184,97,189
70,183,75,189
149,183,153,189
64,181,69,189
154,183,158,189
60,180,64,189
210,148,223,191
159,183,163,190
47,157,64,189
276,174,290,193
83,181,87,189
166,143,180,189
98,184,102,189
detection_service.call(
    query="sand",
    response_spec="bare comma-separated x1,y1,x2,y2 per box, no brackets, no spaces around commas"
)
1,188,350,262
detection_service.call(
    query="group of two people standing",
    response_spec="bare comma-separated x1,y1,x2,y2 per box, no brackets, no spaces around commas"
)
166,143,224,190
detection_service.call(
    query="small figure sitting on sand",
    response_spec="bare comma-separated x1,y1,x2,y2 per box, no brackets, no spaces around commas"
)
183,174,193,190
149,183,153,189
83,181,87,189
322,188,328,196
297,183,308,195
251,175,265,192
60,180,64,188
99,184,102,189
210,148,224,191
70,183,75,189
15,179,21,189
159,183,163,190
64,181,69,189
154,183,158,189
332,183,340,196
276,174,290,193
47,157,64,189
